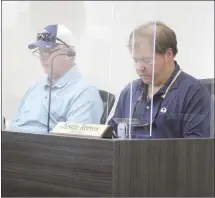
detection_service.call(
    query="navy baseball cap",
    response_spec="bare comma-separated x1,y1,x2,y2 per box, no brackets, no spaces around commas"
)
28,24,74,49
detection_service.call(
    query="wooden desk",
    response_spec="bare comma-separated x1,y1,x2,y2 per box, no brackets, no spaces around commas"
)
2,131,214,197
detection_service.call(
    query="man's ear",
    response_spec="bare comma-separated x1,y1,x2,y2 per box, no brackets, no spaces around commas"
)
165,48,173,61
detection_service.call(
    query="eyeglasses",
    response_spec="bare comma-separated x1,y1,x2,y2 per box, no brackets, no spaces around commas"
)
32,47,60,58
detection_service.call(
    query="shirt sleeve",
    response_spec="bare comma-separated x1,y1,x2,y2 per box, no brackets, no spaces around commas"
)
11,85,37,127
66,87,104,124
182,84,212,138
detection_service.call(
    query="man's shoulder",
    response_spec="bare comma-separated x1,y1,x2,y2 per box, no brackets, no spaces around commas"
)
69,76,101,101
74,76,100,93
120,78,142,96
24,78,44,95
17,78,45,105
180,71,210,94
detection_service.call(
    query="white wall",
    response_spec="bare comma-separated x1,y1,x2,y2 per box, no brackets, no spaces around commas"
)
2,1,214,119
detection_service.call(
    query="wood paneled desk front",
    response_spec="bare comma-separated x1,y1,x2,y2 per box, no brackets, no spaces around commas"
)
2,131,214,197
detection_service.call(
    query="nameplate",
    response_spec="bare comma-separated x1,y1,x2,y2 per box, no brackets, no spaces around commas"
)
52,122,113,138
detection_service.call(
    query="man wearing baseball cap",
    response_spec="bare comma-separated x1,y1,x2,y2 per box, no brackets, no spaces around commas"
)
11,24,103,133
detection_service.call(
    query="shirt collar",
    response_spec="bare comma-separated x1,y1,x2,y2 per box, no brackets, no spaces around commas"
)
44,65,80,88
158,61,181,94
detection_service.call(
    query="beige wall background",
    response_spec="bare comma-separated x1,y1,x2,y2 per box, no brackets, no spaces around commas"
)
2,1,214,119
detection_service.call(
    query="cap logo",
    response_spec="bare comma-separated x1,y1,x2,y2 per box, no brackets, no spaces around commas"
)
42,29,49,33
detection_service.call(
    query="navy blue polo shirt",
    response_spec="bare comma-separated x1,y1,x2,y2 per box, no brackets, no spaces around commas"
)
108,62,212,139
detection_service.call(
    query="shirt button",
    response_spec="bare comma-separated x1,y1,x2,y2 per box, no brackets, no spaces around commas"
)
146,106,150,110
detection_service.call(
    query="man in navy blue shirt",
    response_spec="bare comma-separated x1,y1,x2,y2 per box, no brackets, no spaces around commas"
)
108,21,212,139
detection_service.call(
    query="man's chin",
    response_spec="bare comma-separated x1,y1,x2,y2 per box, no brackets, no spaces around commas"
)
141,76,151,84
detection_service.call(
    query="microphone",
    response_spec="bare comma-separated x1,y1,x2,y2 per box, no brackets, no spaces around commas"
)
67,48,76,57
46,50,75,132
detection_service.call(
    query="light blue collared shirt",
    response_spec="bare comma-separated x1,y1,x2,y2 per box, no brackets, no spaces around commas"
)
11,66,104,133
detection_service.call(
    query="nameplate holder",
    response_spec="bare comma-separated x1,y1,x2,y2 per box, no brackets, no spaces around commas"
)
52,122,113,139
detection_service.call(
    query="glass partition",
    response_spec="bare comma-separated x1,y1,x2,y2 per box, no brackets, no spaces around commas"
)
107,1,214,139
150,1,214,139
2,1,214,138
1,1,112,133
107,1,158,139
2,1,41,131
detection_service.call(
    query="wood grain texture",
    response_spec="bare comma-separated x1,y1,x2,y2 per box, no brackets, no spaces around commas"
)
112,140,120,195
2,131,114,197
2,131,214,197
113,138,214,197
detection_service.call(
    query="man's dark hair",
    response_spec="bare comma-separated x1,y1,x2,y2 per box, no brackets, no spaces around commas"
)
128,21,178,56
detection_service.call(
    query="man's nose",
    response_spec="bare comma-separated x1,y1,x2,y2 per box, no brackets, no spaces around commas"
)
136,62,146,71
40,55,47,61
